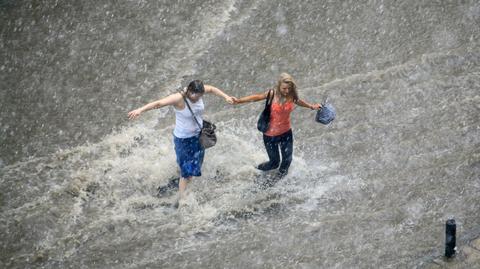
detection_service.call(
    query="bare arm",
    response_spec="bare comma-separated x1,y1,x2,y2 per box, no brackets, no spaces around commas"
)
233,90,269,104
128,93,182,120
204,84,234,104
296,99,322,110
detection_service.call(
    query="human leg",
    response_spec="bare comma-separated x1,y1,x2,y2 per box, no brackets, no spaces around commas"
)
173,135,204,199
278,130,293,176
178,176,191,198
257,134,280,171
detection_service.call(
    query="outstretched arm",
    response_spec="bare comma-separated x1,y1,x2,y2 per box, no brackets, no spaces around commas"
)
205,84,234,104
232,91,269,104
128,93,182,120
296,99,322,110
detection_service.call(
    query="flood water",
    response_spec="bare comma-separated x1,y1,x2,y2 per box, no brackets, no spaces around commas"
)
1,1,479,268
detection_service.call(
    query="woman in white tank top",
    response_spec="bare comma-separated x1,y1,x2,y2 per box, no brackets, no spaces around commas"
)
128,80,234,204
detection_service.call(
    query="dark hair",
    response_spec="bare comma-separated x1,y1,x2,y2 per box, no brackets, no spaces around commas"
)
186,80,205,94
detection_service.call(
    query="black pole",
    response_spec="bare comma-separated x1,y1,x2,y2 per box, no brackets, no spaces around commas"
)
445,219,456,258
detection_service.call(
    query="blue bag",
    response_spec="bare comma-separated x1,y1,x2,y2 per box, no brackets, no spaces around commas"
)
316,103,336,125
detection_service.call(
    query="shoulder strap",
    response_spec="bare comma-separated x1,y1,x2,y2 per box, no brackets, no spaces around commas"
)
265,89,274,107
179,91,202,130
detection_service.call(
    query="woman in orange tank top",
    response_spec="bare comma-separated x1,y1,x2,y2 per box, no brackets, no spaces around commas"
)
233,73,321,183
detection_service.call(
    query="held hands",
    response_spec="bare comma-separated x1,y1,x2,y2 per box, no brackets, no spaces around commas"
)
127,109,142,120
231,97,240,105
225,96,235,105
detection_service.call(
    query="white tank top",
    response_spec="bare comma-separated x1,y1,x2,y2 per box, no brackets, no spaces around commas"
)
173,97,204,138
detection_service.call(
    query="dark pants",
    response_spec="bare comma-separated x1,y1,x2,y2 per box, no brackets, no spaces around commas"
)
257,129,293,175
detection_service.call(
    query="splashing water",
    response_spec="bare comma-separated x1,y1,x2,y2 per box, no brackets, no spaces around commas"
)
1,1,479,268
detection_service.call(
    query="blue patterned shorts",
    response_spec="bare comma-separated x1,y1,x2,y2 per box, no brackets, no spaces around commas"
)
173,135,205,178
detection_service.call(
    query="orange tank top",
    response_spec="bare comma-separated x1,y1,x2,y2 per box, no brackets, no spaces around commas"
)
264,100,295,137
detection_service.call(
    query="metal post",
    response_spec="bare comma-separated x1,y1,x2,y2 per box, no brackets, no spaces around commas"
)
445,219,456,258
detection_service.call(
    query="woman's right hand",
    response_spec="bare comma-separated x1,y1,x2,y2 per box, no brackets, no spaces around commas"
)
225,96,235,104
128,109,142,120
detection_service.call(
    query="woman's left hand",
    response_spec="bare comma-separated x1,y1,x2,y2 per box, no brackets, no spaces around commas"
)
311,103,322,110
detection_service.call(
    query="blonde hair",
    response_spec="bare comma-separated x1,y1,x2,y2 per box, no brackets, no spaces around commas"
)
275,73,299,103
